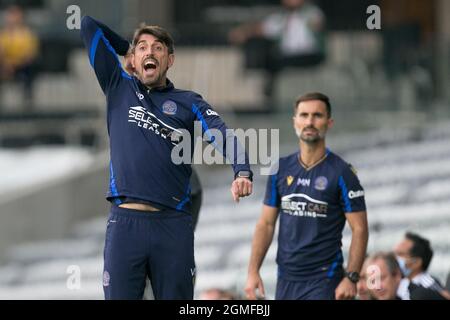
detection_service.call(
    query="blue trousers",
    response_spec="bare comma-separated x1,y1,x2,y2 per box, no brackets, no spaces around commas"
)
275,275,343,300
103,205,195,300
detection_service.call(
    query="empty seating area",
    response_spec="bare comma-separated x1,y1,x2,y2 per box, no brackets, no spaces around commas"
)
0,121,448,299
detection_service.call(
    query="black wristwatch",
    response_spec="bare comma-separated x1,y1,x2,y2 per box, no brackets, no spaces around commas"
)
235,170,253,182
345,271,360,284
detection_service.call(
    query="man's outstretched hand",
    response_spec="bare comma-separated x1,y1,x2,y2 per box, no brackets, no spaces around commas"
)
231,177,253,202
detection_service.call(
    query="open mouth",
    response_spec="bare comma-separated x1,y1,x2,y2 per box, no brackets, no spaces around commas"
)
143,60,157,72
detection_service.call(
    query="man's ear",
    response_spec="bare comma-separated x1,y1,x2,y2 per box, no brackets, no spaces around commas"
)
167,53,175,69
414,257,423,271
327,118,334,129
131,53,136,69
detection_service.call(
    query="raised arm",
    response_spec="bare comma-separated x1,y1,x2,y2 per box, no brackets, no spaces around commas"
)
80,15,131,94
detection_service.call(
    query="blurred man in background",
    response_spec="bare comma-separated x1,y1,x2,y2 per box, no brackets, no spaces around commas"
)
198,288,239,300
368,250,446,300
80,15,253,300
228,0,326,104
245,92,368,300
368,251,403,300
394,232,450,300
356,255,374,300
0,5,39,108
446,272,450,292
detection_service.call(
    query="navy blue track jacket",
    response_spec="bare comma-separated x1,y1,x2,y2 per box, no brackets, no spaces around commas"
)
80,16,251,213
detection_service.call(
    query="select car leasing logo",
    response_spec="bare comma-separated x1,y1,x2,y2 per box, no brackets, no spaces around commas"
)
281,193,328,218
128,106,183,144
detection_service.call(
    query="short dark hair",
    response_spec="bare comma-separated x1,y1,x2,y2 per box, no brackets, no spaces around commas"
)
132,24,174,54
371,251,401,276
294,92,332,118
405,232,433,271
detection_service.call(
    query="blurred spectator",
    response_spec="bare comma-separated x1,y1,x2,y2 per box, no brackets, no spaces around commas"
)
446,271,450,292
394,232,450,300
228,0,326,104
357,255,374,300
199,288,239,300
379,0,435,105
367,252,403,300
408,282,447,300
0,5,39,108
380,0,434,79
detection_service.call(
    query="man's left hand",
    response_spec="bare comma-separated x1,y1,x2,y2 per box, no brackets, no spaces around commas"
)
335,277,357,300
231,177,253,202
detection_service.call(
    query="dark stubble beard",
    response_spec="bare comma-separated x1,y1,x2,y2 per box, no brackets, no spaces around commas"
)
143,67,168,89
297,127,327,144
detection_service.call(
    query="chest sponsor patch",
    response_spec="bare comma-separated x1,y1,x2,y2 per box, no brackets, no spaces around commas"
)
297,178,311,187
128,106,182,145
281,193,328,219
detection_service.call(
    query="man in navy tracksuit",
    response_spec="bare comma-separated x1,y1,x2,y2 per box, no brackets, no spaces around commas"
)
80,16,253,300
245,93,368,300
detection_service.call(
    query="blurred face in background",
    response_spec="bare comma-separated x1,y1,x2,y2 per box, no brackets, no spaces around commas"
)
5,6,24,28
131,33,174,88
369,258,402,300
357,258,373,300
293,100,333,144
394,238,421,277
199,288,234,300
282,0,306,10
394,238,414,258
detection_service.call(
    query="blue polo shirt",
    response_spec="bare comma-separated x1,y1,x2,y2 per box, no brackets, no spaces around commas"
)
80,16,251,213
264,150,366,280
